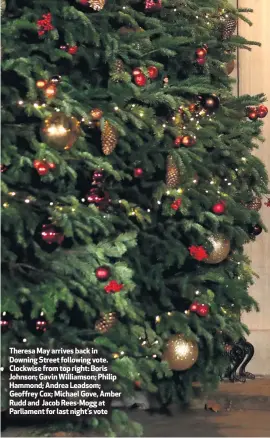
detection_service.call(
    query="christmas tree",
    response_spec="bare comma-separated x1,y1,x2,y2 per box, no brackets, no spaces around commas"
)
1,0,269,436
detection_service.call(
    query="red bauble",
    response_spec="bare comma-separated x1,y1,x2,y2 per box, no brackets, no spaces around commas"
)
246,107,258,121
196,303,209,317
95,266,111,281
145,0,162,11
41,224,64,245
34,160,50,176
35,318,47,333
147,66,159,79
132,67,142,76
134,73,147,87
174,136,182,147
196,47,207,58
134,167,144,178
86,188,111,210
197,58,206,65
92,169,104,184
189,302,199,312
171,199,182,210
80,0,89,4
257,105,268,119
1,313,12,334
1,164,8,173
212,201,226,215
48,162,56,170
181,135,195,147
68,45,78,55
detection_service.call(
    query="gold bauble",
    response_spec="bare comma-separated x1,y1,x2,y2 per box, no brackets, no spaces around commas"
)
101,120,118,155
226,59,235,75
162,334,199,371
41,112,80,150
95,312,117,333
90,108,103,120
166,155,180,188
204,233,230,264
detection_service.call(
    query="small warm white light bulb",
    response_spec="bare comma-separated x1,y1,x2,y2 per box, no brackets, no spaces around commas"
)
157,201,161,205
81,198,85,202
147,209,151,212
114,106,119,111
23,338,27,343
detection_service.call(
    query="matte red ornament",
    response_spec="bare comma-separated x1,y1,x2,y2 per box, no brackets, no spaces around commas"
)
174,136,182,147
212,201,226,215
147,66,159,79
196,303,209,317
34,160,50,176
95,266,111,281
68,45,78,55
181,135,195,147
196,47,207,58
104,280,124,293
257,105,268,118
37,12,54,36
189,245,208,261
132,67,142,76
197,58,206,65
41,224,64,245
134,73,147,86
171,199,182,210
189,302,199,312
134,167,144,178
145,0,162,11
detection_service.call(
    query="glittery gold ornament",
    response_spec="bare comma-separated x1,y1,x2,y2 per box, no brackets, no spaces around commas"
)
95,312,117,333
166,155,180,188
226,59,235,75
41,112,80,151
162,334,199,371
90,108,103,120
1,0,6,16
101,120,118,155
244,197,262,212
204,233,230,264
89,0,105,11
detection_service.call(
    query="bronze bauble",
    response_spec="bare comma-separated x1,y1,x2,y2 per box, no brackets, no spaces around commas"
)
90,108,103,120
41,112,80,150
162,334,199,371
226,59,235,75
204,233,230,264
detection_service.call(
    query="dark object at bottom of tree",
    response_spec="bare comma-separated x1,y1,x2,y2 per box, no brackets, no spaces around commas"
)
223,337,255,382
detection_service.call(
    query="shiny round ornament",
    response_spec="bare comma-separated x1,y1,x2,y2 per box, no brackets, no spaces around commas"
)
181,135,195,147
134,167,143,178
196,47,207,58
200,95,220,111
68,45,78,55
41,224,64,245
44,84,57,99
249,224,262,236
132,67,142,76
174,136,182,147
92,169,104,183
246,107,258,121
162,334,199,371
226,59,235,75
41,112,80,150
90,108,103,120
203,234,230,264
147,65,159,79
196,304,209,317
134,73,147,87
95,266,111,281
197,58,206,66
189,302,199,312
49,75,62,85
35,317,47,333
189,103,199,113
257,105,268,119
1,312,12,334
36,79,47,89
34,160,50,176
245,197,262,211
212,201,226,215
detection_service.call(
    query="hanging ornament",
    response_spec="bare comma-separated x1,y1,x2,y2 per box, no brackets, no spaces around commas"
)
36,79,47,89
89,0,106,11
196,304,209,317
181,135,196,147
90,108,103,120
95,266,111,281
132,67,142,76
189,245,208,261
257,105,268,119
174,136,182,148
244,197,262,211
49,75,62,85
80,0,89,4
226,59,235,75
197,58,206,66
196,47,207,58
101,121,118,155
189,302,199,312
199,95,220,112
203,234,230,264
68,45,78,55
212,201,226,215
86,188,111,211
1,312,12,334
189,104,199,113
33,160,50,176
147,66,159,79
44,83,57,99
134,168,144,178
166,155,180,188
1,164,8,173
162,334,199,371
145,0,162,12
41,112,80,151
41,224,64,245
220,15,237,40
92,169,104,184
246,106,258,121
171,199,182,211
249,224,263,237
134,73,147,87
35,316,48,333
95,312,117,333
104,280,124,294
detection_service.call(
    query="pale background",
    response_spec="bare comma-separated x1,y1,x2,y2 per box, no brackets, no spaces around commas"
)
232,0,270,374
